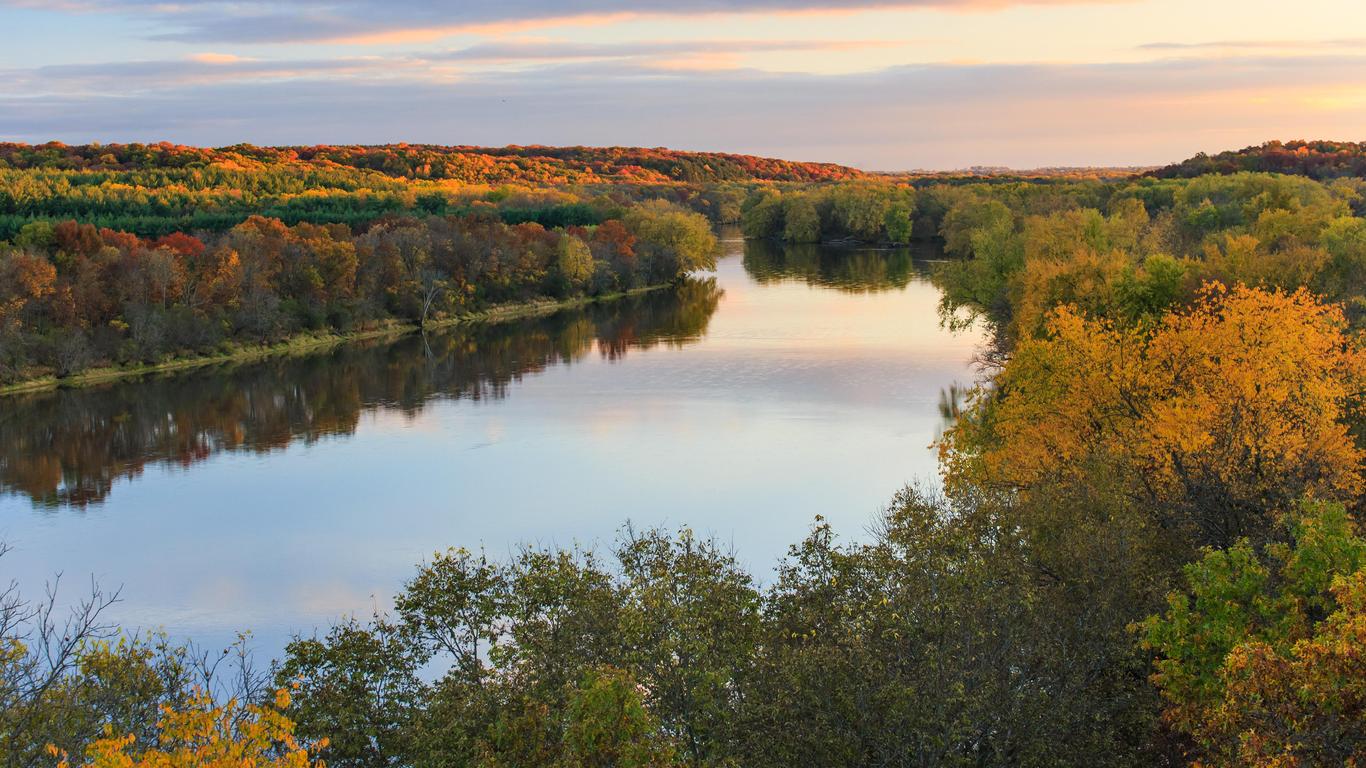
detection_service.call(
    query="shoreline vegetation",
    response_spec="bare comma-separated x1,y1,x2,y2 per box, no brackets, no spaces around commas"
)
0,201,720,391
0,283,668,397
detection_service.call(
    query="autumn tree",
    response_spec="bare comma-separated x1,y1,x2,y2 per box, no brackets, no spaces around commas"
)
53,688,325,768
943,283,1366,551
0,542,274,768
556,234,596,290
225,216,289,338
0,251,56,375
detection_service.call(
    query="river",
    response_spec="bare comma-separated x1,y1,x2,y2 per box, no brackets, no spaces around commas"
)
0,233,984,657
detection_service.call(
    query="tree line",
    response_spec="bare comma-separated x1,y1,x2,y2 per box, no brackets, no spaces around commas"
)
0,142,863,185
1152,139,1366,181
0,166,756,240
0,201,717,385
930,170,1366,340
739,182,918,245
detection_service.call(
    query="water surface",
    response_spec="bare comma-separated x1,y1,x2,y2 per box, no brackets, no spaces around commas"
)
0,235,984,655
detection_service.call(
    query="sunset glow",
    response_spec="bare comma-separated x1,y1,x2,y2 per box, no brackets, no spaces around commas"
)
3,1,1365,170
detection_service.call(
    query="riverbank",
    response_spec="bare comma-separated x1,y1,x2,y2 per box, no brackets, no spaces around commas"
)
0,285,668,397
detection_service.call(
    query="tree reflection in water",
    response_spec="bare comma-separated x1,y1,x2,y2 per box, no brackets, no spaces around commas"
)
0,278,722,509
741,238,936,294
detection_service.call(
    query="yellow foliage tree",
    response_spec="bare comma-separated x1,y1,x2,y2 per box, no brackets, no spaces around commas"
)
943,282,1366,548
1008,248,1127,339
51,689,325,768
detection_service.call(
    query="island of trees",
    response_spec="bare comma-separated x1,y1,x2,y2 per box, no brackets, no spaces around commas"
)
3,141,1366,768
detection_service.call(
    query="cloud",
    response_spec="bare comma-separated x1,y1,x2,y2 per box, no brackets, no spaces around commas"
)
2,56,404,92
2,53,1364,169
0,39,908,93
1139,38,1366,51
188,52,249,64
2,0,1124,44
434,39,903,64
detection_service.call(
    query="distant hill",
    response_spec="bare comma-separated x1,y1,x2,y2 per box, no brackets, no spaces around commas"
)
0,142,865,184
881,166,1153,184
1151,140,1366,180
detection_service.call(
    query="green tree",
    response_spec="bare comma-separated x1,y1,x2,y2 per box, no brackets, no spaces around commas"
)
12,221,55,252
276,617,424,768
830,185,889,241
934,199,1022,328
882,200,914,244
560,666,677,768
616,528,759,766
781,195,821,243
739,192,783,240
1318,215,1366,322
736,488,1157,768
623,202,718,282
1142,502,1366,767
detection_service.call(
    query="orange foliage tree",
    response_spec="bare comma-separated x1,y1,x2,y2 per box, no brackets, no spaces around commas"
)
0,251,56,335
942,282,1366,549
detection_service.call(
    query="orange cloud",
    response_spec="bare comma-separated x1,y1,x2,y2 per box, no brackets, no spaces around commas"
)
188,52,247,64
650,52,748,71
319,1,1124,46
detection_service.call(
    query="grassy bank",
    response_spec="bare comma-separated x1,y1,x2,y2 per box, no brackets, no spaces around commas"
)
0,285,668,397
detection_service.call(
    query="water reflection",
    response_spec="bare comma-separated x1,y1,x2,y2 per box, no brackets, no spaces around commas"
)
0,279,722,509
742,239,930,293
0,239,986,657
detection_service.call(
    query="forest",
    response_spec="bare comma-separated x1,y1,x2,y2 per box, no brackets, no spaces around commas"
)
0,142,864,184
3,143,1366,767
0,142,835,241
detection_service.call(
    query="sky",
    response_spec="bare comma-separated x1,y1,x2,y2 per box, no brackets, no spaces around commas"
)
2,0,1365,169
